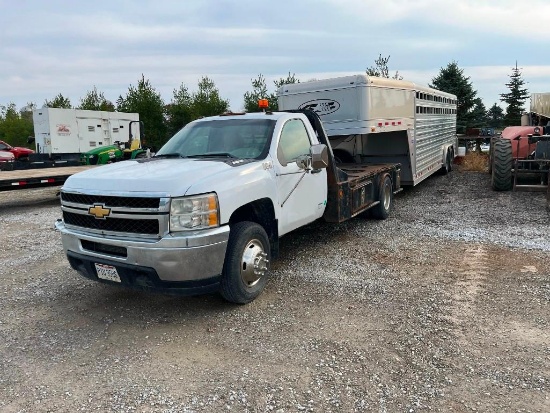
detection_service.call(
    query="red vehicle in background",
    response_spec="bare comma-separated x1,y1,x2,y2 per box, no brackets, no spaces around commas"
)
490,125,550,191
0,150,15,170
0,139,34,160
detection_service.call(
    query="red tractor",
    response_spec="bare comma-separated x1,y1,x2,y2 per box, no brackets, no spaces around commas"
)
490,125,550,191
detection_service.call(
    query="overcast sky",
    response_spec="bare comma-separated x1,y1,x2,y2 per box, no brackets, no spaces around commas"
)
1,0,548,113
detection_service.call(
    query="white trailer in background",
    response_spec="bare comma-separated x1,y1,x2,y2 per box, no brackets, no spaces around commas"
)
278,74,458,185
32,108,139,155
528,93,550,126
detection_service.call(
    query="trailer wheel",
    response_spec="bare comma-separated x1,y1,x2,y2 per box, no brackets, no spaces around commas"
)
371,174,392,220
442,149,452,174
491,139,513,191
220,221,270,304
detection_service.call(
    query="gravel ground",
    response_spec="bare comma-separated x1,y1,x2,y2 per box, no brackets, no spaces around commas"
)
0,171,549,412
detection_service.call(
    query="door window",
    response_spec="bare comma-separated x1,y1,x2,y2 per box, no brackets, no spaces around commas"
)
277,119,311,165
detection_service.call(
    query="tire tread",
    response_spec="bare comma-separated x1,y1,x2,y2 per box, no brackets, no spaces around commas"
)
491,139,513,191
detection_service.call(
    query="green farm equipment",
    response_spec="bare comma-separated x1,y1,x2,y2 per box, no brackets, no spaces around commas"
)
81,121,147,165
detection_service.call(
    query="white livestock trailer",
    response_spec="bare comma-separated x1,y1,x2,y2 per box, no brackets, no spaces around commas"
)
278,74,458,185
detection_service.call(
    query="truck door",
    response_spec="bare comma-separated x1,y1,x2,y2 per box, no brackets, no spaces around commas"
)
274,118,327,235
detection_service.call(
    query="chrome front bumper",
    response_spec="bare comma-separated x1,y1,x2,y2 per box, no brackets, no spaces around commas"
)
55,220,230,282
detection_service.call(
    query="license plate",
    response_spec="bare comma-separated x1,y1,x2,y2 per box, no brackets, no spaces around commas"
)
94,263,121,283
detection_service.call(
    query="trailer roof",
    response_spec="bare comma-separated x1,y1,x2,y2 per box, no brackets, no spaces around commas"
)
278,74,456,99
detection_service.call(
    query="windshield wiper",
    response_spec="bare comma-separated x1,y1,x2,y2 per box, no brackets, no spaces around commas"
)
186,153,237,159
153,153,185,158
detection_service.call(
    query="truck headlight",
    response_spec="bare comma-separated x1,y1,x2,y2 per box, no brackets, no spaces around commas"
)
169,193,219,231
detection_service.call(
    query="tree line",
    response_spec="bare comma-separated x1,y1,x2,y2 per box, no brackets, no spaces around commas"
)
0,58,529,149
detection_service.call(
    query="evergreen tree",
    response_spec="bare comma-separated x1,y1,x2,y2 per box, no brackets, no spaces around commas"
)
166,83,194,136
430,61,477,134
20,102,36,126
500,63,529,126
470,98,488,128
0,103,35,147
244,72,300,112
44,93,72,109
191,77,229,118
243,74,270,112
78,86,115,111
117,75,166,150
487,103,504,128
243,72,299,112
366,54,402,80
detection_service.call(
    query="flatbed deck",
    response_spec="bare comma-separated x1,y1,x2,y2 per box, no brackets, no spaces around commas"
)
0,166,95,191
324,162,401,223
339,163,398,184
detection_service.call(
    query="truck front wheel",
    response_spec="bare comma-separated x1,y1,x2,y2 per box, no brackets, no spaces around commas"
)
371,174,392,220
220,221,270,304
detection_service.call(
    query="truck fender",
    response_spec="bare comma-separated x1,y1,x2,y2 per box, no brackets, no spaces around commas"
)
228,198,279,259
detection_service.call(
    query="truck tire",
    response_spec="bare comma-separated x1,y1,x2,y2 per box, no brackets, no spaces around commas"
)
371,174,392,220
491,139,513,191
220,221,270,304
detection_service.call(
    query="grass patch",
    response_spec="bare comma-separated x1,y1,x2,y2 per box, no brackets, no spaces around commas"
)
459,151,488,172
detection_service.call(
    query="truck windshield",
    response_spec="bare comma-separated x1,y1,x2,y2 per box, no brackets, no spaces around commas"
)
157,118,276,160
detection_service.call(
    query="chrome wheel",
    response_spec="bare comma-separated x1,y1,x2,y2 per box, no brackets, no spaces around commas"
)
372,174,392,220
240,239,269,287
382,180,391,211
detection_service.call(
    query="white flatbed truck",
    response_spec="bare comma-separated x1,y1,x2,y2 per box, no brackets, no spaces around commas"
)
54,75,457,304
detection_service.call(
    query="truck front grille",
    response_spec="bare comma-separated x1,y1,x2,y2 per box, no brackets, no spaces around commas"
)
61,193,160,209
60,191,169,237
63,211,160,235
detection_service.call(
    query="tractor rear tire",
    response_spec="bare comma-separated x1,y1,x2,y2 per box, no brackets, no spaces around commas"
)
488,138,493,175
491,139,513,191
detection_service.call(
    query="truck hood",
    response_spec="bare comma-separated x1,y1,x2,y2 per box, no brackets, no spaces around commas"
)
63,158,243,196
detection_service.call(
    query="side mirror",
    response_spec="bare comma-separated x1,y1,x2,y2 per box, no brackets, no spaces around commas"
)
310,144,329,169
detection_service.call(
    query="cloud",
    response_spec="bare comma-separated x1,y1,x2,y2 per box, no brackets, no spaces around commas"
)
0,0,547,114
325,0,550,38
